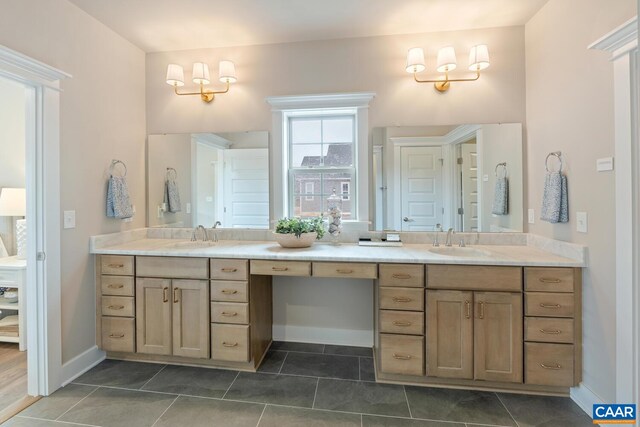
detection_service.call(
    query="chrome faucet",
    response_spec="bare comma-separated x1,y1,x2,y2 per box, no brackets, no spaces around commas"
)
445,228,454,247
433,223,443,247
191,225,209,242
213,221,222,228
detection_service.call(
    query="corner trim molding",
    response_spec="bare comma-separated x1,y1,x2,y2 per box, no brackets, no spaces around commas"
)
265,92,376,110
0,44,71,87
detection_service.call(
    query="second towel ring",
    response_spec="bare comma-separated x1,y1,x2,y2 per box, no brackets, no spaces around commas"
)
495,162,507,178
545,151,563,172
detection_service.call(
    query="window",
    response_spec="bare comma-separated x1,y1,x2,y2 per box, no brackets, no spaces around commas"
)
288,113,356,219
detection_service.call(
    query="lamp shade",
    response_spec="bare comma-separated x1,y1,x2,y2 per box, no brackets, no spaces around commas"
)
0,188,26,217
468,44,490,71
166,64,185,87
406,47,426,73
436,46,457,72
192,62,211,85
218,60,237,83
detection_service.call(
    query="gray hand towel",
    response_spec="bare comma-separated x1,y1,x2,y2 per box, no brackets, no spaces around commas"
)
107,176,133,219
541,171,569,223
164,178,181,213
491,177,509,215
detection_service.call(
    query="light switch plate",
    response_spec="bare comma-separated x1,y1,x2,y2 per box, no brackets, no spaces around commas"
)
528,209,535,224
483,174,489,182
576,211,588,233
596,157,614,172
63,210,76,229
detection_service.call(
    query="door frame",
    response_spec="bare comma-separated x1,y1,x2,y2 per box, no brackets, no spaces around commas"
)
0,44,70,396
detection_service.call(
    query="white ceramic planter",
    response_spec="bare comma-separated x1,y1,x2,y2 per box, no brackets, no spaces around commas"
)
274,232,317,248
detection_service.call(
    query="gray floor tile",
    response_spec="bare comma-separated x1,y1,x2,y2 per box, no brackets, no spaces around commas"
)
324,344,373,357
314,379,410,417
360,357,376,381
224,372,318,407
362,415,465,426
2,418,76,427
280,352,360,380
258,350,288,373
405,387,516,426
73,359,166,389
271,341,325,353
258,405,361,427
497,393,593,427
58,386,176,427
19,384,97,420
141,365,237,398
155,395,264,427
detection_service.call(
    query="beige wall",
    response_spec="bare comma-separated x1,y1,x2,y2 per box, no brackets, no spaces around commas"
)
0,0,146,363
525,0,636,402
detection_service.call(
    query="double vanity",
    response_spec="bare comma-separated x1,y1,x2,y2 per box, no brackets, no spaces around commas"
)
92,232,584,396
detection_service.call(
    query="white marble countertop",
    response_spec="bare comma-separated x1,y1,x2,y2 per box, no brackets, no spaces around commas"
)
90,238,584,267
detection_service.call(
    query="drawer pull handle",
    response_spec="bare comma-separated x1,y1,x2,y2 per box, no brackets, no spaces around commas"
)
392,297,412,303
163,287,169,303
221,290,238,295
539,328,562,335
539,277,561,284
107,284,124,289
336,269,354,274
392,353,412,360
392,273,412,279
540,362,562,370
539,303,561,309
222,342,238,347
393,321,412,327
221,268,238,273
173,287,180,303
108,263,125,268
107,305,124,310
221,312,237,317
272,267,289,271
478,301,485,319
109,333,125,339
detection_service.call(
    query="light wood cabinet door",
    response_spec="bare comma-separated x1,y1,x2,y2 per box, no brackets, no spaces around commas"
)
172,279,210,359
426,290,473,379
136,278,172,355
474,292,523,383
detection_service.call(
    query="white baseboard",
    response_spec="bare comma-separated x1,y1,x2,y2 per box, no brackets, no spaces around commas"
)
571,384,602,418
272,325,373,347
61,345,106,387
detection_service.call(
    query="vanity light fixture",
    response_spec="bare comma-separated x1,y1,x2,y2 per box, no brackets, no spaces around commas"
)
166,60,237,103
406,44,490,92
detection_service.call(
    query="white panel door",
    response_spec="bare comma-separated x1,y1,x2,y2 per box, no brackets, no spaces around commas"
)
400,146,443,231
461,143,479,232
223,148,269,228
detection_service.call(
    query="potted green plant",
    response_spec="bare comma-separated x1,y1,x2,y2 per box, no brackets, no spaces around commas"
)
274,217,325,248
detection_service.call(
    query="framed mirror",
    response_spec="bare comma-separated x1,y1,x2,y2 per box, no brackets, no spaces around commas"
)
372,124,523,232
147,131,269,229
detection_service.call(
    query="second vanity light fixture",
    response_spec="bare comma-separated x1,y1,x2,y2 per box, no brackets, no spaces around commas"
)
406,45,490,92
166,61,237,103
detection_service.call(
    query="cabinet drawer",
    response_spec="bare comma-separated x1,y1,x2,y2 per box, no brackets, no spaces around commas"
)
101,276,135,296
250,260,311,276
380,287,424,311
101,317,135,352
379,264,424,288
101,255,134,276
380,334,424,376
525,317,574,343
525,342,575,387
210,281,248,302
136,257,208,279
380,310,424,335
211,302,249,324
210,259,248,281
101,296,134,317
525,268,575,292
525,292,575,317
313,262,377,279
427,265,522,291
211,324,250,362
0,270,19,287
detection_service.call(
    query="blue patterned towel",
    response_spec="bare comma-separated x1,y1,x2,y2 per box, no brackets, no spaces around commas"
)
541,171,569,223
107,176,133,219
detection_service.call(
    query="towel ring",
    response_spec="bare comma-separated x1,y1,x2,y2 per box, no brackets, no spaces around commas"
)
166,167,177,180
110,159,127,177
545,151,563,172
495,162,507,178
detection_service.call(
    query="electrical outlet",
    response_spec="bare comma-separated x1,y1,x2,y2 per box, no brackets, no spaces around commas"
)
576,211,588,233
157,205,164,218
528,209,535,224
63,210,76,229
186,203,191,214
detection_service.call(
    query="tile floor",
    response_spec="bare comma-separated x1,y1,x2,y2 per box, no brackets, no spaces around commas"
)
3,342,594,427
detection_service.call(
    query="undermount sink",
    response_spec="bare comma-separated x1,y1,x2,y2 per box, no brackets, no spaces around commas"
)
166,241,217,249
428,246,491,258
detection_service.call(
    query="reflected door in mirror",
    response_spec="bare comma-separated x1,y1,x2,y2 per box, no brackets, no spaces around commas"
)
400,146,443,231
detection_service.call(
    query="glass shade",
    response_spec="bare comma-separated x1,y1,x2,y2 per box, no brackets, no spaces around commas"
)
192,62,211,85
165,64,184,87
0,188,26,216
468,44,490,71
218,60,237,83
436,46,457,72
406,47,426,73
